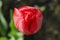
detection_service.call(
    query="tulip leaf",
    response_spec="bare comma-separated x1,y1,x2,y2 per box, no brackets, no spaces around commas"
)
0,11,8,36
0,37,8,40
0,3,7,35
35,5,46,12
9,9,18,36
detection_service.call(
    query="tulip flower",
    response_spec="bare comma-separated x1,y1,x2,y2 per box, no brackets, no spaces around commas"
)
13,6,43,35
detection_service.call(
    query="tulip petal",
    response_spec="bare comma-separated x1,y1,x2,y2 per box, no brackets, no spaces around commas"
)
13,6,43,35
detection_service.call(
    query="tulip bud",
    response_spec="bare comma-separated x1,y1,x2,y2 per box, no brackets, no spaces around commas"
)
13,6,43,35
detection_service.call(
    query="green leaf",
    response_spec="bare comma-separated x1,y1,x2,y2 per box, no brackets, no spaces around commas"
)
0,37,8,40
9,9,18,36
35,5,46,12
0,12,8,36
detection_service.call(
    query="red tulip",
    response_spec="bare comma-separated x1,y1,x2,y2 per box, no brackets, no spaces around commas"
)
13,6,43,35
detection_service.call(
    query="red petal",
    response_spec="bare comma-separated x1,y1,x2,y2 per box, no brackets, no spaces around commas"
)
13,6,43,35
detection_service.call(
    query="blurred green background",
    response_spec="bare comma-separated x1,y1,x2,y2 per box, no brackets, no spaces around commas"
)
0,0,24,40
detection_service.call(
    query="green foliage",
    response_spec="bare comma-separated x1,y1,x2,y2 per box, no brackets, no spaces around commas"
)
0,6,24,40
0,9,8,36
0,37,8,40
35,5,46,12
